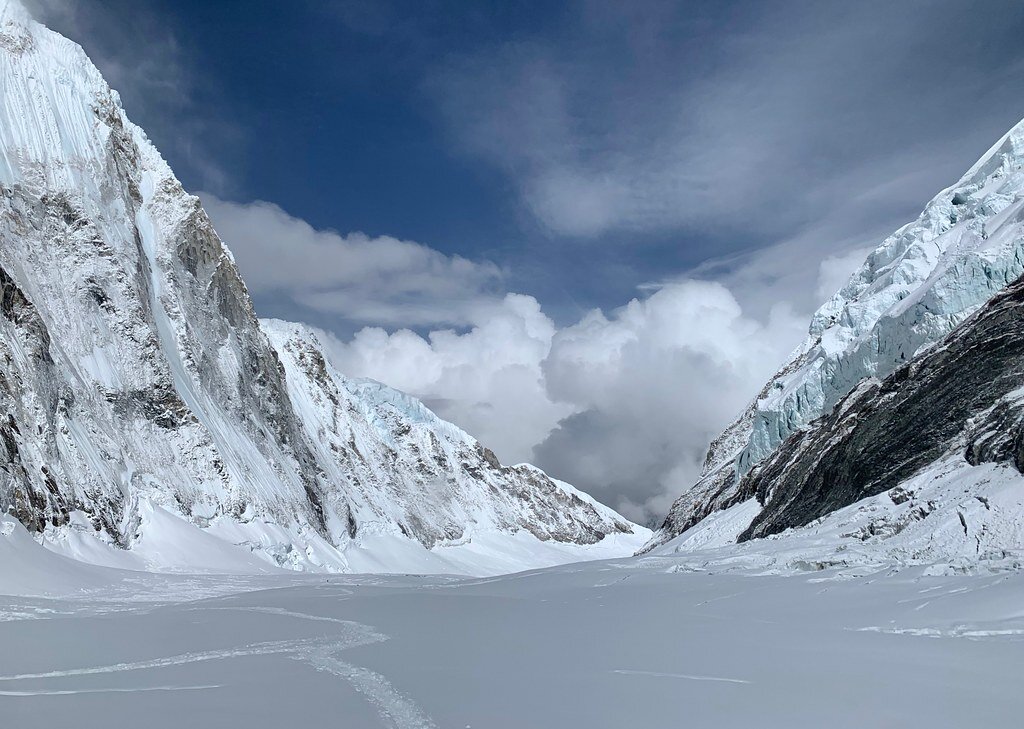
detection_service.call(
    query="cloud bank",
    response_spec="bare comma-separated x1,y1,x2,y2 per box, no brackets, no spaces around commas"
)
201,195,503,328
326,280,811,524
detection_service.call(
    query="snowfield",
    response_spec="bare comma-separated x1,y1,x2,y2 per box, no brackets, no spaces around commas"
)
3,516,1024,728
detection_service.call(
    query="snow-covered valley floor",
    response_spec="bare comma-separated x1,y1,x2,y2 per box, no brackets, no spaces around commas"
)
3,550,1023,728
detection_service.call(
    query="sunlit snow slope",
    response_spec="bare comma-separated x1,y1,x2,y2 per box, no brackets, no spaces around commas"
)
0,0,645,576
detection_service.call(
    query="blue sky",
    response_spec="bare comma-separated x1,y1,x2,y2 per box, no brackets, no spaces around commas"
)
31,0,1024,522
37,0,1024,325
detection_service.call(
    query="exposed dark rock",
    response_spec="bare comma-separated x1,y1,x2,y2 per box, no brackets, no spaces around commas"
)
478,445,502,470
738,273,1024,541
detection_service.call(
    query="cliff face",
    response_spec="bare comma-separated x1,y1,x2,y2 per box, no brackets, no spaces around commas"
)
739,272,1024,541
0,0,642,574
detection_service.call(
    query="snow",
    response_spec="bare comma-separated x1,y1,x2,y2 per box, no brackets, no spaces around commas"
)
2,527,1023,728
1,3,1022,722
656,454,1024,575
661,498,762,551
741,125,1024,474
654,105,1024,548
4,445,1020,726
33,494,649,578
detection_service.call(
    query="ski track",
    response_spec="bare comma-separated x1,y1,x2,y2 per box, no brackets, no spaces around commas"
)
612,669,752,684
0,685,221,696
185,605,359,625
0,604,437,729
299,646,438,729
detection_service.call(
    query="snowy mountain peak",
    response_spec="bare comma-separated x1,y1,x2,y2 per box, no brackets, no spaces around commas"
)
0,0,646,575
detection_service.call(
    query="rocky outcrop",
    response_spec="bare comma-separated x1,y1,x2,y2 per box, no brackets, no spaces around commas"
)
738,272,1024,539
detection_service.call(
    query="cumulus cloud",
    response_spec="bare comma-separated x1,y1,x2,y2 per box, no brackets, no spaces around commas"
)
324,294,573,465
325,275,809,525
200,195,504,328
535,281,804,523
204,182,896,524
200,149,886,526
199,187,843,523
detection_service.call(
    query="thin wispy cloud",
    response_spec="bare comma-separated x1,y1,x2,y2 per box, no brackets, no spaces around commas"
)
426,0,1024,244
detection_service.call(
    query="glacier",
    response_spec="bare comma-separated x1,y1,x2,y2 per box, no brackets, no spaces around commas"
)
1,2,1024,725
3,510,1024,728
650,108,1024,548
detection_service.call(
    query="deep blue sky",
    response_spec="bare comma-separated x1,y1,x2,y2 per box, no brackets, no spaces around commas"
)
47,0,1024,330
35,1,1024,329
50,0,729,327
30,0,1024,520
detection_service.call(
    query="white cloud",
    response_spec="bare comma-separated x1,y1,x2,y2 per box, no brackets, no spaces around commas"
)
325,275,808,525
535,280,804,523
201,187,898,525
324,294,573,464
200,195,504,327
204,185,873,527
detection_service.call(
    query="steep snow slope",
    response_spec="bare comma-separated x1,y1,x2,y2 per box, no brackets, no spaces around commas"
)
0,0,643,575
650,113,1024,548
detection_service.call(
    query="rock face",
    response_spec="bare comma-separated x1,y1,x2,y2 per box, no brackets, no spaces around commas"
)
0,0,639,573
740,272,1024,540
648,111,1024,550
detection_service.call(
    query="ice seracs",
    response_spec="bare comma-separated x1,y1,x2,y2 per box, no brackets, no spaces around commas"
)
649,111,1024,552
0,0,646,576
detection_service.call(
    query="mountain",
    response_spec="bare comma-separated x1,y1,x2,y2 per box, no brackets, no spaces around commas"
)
648,114,1024,556
0,0,645,575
